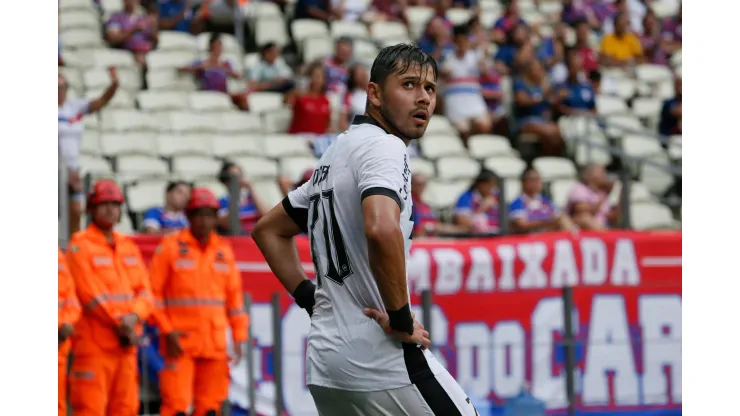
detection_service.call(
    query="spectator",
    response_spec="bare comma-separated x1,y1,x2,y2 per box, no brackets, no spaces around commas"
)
555,48,596,117
294,0,336,22
442,25,492,145
217,162,270,235
659,75,681,136
467,17,489,54
105,0,159,67
412,174,467,237
179,33,249,111
537,23,568,84
59,68,119,235
509,167,574,233
454,169,502,235
248,42,296,98
589,69,602,94
599,12,643,68
479,62,509,136
566,163,619,230
602,0,646,35
338,64,369,132
289,61,333,157
661,4,681,55
494,23,530,75
513,59,564,155
364,0,409,24
560,0,599,29
492,0,527,45
331,0,366,22
574,19,599,73
142,181,191,235
156,0,206,33
324,37,354,95
639,9,668,66
418,16,455,64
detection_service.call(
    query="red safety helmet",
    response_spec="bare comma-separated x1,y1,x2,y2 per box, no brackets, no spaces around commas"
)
87,179,125,207
186,188,220,211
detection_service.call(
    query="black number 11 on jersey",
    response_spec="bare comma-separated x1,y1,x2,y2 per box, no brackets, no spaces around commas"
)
308,188,353,287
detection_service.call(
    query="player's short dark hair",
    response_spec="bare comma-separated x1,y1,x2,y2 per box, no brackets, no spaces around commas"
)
369,43,438,86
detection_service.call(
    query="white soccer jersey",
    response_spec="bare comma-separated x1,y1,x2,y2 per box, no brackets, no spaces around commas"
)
284,115,446,392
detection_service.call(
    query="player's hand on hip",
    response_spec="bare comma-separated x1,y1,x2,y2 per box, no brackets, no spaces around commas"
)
364,308,431,349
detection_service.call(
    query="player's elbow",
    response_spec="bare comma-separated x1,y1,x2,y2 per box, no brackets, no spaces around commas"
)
251,217,272,247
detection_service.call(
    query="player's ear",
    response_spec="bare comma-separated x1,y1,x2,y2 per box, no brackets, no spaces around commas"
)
367,82,382,108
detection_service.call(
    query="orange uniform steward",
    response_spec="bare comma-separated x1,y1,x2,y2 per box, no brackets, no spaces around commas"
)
149,188,249,416
59,247,81,416
65,180,154,416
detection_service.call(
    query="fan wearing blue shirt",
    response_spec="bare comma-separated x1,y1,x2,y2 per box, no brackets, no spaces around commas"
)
453,169,502,235
509,167,574,233
513,59,564,155
156,0,206,33
142,181,191,234
555,48,597,117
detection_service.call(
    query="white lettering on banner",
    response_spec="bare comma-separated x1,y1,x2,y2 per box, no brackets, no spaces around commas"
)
496,244,517,291
433,248,465,294
581,238,608,286
517,242,549,289
532,298,571,409
412,305,450,368
282,307,313,415
551,239,579,288
407,249,431,292
611,239,641,286
639,295,682,405
466,247,495,292
491,321,525,398
582,296,639,406
456,323,491,398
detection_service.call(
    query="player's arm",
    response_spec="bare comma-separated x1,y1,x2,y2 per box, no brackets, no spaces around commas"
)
252,182,315,316
357,137,414,335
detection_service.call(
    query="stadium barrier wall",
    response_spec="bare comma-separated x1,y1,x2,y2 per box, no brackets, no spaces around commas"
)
132,230,682,416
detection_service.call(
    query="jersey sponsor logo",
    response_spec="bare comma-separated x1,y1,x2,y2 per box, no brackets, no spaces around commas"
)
311,165,330,187
400,154,411,201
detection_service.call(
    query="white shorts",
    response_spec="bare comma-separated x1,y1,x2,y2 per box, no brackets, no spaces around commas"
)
308,369,479,416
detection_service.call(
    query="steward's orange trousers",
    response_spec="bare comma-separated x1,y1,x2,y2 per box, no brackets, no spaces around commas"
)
159,355,230,416
68,351,139,416
58,344,70,416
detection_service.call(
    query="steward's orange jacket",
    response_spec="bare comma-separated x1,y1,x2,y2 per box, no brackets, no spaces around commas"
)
149,229,248,358
59,248,81,352
66,225,154,355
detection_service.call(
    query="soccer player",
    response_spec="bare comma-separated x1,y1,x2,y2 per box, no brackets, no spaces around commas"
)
252,44,479,416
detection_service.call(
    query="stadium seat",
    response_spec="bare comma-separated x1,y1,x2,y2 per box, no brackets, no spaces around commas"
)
116,155,169,181
212,134,264,157
532,157,577,181
78,155,114,176
233,156,279,179
263,135,313,158
640,153,675,196
574,137,612,166
303,36,334,62
630,202,676,230
84,67,141,91
157,31,197,52
167,111,222,134
655,80,675,100
256,18,290,48
85,88,135,110
100,132,158,157
605,114,645,137
424,180,470,210
608,180,656,205
60,0,97,12
292,19,331,46
126,181,166,213
636,64,674,84
467,134,515,159
502,179,522,204
101,109,160,132
219,112,264,134
118,213,135,234
172,156,222,178
146,50,199,71
262,108,293,133
247,92,284,114
353,40,381,64
156,134,213,157
411,157,436,177
84,114,100,131
549,178,578,209
370,22,409,41
632,97,663,120
146,69,198,91
90,49,138,69
405,7,435,39
243,1,283,19
483,156,527,179
137,91,190,112
425,115,458,135
60,10,100,31
651,0,679,18
668,135,682,160
446,8,473,25
251,179,284,207
330,21,370,40
279,156,318,182
596,94,628,116
622,134,664,159
420,135,468,160
195,179,229,199
188,91,235,112
81,130,101,156
613,78,637,100
60,29,104,49
436,156,481,181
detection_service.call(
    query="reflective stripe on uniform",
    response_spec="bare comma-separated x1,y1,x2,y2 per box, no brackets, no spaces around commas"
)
84,293,134,310
59,299,80,309
156,298,226,307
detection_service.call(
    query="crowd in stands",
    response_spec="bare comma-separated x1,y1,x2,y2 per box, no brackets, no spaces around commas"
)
59,0,683,243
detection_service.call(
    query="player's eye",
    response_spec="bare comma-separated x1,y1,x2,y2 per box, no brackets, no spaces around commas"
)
425,85,436,93
403,81,415,88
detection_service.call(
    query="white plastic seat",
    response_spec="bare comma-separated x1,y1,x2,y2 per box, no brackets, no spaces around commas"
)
622,134,664,159
574,136,613,166
608,180,656,205
126,181,166,213
60,0,97,12
370,21,409,41
613,78,637,100
436,156,481,181
89,49,137,69
251,179,284,208
632,97,663,119
532,157,578,181
146,69,198,91
101,110,160,132
157,31,197,52
410,158,435,177
100,132,157,156
636,64,674,84
195,179,229,199
80,131,101,156
172,155,222,178
549,178,579,209
502,179,522,204
483,156,527,179
424,180,470,210
146,50,199,71
420,135,467,159
330,21,370,39
60,29,104,49
167,111,222,134
117,213,135,234
84,67,141,92
188,91,235,112
279,156,318,183
232,156,279,179
605,114,644,137
405,7,435,39
353,40,380,64
116,155,169,181
596,95,628,116
256,18,289,47
425,115,457,135
292,19,331,45
243,1,283,18
668,135,681,160
85,88,135,110
303,36,334,63
247,92,284,113
630,203,676,230
212,134,264,157
467,135,514,158
219,112,264,134
262,108,293,133
445,8,473,25
137,91,190,112
83,114,100,131
640,153,675,196
263,135,313,158
157,134,213,157
60,10,100,31
79,155,113,175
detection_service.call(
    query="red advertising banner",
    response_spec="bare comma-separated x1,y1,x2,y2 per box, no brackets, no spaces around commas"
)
134,231,682,415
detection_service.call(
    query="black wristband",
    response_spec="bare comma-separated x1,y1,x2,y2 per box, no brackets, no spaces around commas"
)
388,304,414,335
292,279,316,317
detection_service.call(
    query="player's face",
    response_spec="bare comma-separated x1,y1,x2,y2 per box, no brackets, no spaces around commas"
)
373,63,437,140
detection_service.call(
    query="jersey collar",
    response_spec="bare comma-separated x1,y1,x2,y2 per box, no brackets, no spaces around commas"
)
351,115,389,134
